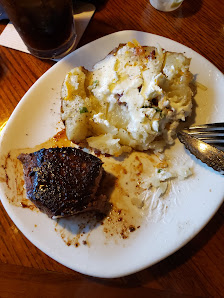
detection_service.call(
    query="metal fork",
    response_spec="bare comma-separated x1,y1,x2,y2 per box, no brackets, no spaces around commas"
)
182,122,224,147
177,122,224,174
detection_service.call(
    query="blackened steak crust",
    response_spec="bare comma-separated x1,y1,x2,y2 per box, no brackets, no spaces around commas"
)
17,147,107,218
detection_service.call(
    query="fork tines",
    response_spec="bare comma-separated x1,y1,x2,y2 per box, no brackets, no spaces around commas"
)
183,122,224,145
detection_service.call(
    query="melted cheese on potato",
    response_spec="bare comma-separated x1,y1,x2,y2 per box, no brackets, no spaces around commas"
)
61,41,193,156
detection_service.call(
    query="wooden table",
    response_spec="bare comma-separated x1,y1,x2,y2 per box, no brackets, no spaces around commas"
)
0,0,223,296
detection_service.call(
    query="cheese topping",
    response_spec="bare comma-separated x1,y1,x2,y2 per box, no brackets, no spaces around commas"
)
61,42,193,155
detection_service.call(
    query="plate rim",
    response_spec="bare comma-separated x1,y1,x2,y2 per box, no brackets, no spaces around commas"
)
0,30,224,278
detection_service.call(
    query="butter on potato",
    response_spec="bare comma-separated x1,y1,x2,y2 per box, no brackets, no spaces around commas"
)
61,41,193,156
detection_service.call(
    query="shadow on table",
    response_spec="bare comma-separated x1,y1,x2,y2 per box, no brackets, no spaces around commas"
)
171,0,203,18
87,201,224,287
75,0,109,11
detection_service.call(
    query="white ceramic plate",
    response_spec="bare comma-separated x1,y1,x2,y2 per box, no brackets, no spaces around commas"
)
0,30,223,278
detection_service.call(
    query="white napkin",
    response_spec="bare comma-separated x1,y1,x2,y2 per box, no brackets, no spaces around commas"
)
0,1,95,59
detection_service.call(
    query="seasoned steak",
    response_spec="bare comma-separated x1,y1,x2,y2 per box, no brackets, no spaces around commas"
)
17,147,108,218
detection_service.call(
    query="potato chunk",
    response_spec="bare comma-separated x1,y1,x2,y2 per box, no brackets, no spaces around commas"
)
61,42,193,155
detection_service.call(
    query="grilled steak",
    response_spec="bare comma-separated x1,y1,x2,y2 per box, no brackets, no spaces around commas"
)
17,147,108,218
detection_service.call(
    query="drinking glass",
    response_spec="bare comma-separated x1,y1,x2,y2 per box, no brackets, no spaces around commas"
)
0,0,77,59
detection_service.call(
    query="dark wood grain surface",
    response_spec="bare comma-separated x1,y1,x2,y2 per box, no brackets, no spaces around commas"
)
0,0,224,296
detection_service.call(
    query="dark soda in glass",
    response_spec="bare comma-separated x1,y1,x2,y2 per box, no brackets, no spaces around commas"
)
0,0,76,58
